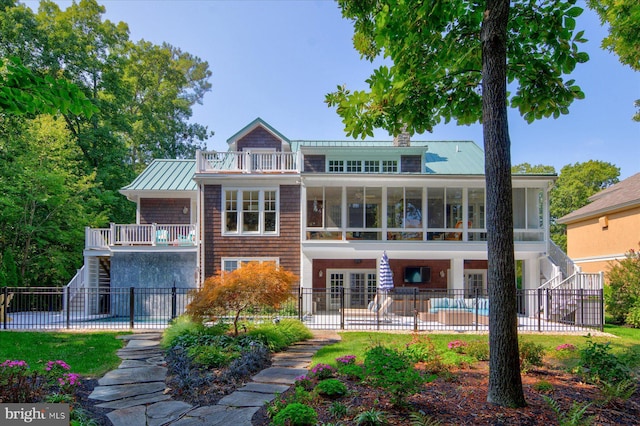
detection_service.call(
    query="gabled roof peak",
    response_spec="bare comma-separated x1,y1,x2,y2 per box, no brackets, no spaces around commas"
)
226,117,289,145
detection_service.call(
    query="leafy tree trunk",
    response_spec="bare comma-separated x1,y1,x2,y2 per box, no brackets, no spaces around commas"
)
481,0,526,407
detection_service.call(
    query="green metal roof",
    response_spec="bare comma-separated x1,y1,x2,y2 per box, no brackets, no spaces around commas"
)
293,140,486,174
121,159,196,192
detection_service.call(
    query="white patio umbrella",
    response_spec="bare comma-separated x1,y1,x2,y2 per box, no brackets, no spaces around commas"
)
378,251,394,293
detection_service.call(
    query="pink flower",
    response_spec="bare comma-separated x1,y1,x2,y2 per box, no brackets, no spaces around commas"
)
555,343,576,351
336,355,356,365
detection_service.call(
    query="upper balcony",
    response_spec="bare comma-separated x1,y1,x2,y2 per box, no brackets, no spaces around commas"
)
197,150,301,174
85,224,197,250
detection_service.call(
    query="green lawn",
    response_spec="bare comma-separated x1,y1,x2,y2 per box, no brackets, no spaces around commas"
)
0,331,126,377
312,325,640,368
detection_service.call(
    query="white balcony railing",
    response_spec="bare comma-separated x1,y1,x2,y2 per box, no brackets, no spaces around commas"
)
197,150,301,173
85,224,197,249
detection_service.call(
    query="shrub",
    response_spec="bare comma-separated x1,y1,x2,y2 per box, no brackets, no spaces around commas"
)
578,340,631,384
271,402,318,426
246,319,312,352
337,362,365,380
314,378,348,398
364,345,423,406
447,340,468,354
355,408,386,426
187,345,239,368
0,359,80,404
336,354,356,365
556,343,576,352
466,340,490,361
310,363,336,380
161,314,206,348
519,340,545,373
625,301,640,328
187,261,298,335
294,375,313,391
604,247,640,325
599,378,637,403
328,401,349,419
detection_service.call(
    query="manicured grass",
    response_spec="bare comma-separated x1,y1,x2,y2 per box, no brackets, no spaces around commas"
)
0,331,126,377
312,327,640,369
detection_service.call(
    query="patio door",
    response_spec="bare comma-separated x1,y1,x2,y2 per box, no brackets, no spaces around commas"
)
464,270,487,297
326,269,377,310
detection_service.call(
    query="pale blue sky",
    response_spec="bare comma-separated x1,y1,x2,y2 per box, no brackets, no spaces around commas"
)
45,1,639,179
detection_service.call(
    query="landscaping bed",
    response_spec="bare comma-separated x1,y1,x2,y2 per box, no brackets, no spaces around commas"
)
252,361,640,425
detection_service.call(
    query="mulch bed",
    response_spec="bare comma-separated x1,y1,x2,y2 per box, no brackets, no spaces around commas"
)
251,361,640,425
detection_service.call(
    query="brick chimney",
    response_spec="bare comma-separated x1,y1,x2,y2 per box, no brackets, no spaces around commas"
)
393,127,410,147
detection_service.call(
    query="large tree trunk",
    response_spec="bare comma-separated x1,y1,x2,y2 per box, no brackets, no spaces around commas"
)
481,0,527,407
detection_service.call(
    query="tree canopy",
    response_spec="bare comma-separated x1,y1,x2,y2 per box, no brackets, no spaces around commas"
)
327,0,589,407
588,0,640,121
550,160,619,250
0,0,212,286
187,262,297,336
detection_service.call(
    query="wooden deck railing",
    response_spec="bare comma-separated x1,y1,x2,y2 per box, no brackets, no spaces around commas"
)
85,224,197,249
197,150,301,173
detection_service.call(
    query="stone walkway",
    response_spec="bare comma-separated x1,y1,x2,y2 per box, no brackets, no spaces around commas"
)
89,331,339,426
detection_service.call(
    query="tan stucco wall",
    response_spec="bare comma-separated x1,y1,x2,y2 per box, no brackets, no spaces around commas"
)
566,206,640,274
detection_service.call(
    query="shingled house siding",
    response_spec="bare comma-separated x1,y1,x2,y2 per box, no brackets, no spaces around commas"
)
203,184,301,281
140,198,191,224
236,127,282,151
303,155,325,172
401,155,422,173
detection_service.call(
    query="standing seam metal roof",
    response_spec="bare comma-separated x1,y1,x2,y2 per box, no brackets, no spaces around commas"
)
121,159,197,191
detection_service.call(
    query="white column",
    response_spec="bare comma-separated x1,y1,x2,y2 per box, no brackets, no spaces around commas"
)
451,258,465,291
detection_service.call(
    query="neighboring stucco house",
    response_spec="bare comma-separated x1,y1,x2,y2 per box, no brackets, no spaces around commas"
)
71,118,592,319
558,172,640,274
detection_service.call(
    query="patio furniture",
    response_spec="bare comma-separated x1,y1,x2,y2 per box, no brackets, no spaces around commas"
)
0,293,13,322
341,295,393,317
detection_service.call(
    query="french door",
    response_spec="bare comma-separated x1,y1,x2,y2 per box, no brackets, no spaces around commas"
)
327,269,377,310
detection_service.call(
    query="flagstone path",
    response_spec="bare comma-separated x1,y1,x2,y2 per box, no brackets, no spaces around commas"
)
89,331,339,426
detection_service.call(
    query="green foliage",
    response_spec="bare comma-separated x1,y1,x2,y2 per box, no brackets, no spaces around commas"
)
363,345,423,406
409,411,441,426
0,249,18,287
246,319,312,352
187,345,239,368
355,408,386,426
271,402,318,426
336,362,365,380
543,395,594,426
533,380,554,393
404,334,447,373
511,163,556,175
550,160,620,250
465,340,490,361
328,401,349,419
519,340,545,373
314,378,348,398
578,340,631,384
605,248,640,325
598,378,637,403
161,315,209,348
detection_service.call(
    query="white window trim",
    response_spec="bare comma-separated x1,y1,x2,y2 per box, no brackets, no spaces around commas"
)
221,257,279,272
222,188,279,236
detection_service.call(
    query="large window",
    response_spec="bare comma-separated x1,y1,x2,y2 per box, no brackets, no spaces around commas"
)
304,185,545,242
223,189,278,235
222,258,278,272
326,159,399,173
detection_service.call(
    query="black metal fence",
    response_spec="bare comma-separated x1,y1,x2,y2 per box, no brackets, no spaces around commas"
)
0,286,603,332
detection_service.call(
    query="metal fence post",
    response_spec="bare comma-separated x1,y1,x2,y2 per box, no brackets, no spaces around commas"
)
340,287,344,330
413,288,418,332
298,287,303,321
537,288,542,332
171,285,177,320
599,288,604,332
129,287,135,329
65,286,70,329
2,286,7,329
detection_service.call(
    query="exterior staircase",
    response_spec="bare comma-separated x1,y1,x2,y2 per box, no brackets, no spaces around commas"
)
538,241,603,325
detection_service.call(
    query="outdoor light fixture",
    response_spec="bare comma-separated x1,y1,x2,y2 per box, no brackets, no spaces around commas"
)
182,206,188,215
318,270,323,278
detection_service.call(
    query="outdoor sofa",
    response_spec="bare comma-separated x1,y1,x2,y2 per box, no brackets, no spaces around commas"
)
418,297,489,325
